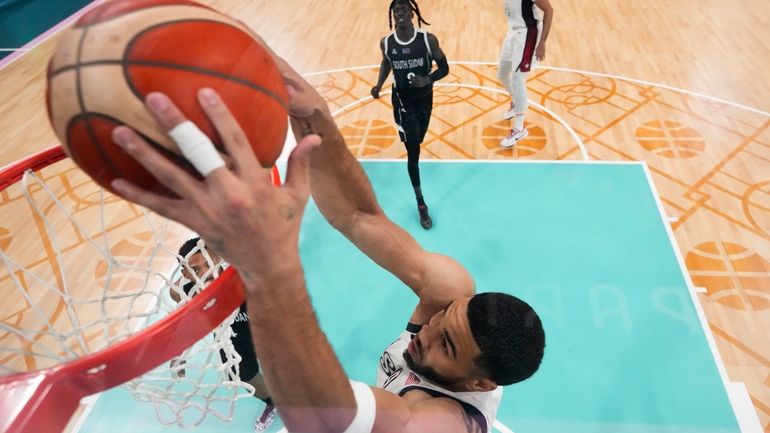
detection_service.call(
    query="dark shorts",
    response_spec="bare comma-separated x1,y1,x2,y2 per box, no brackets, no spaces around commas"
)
219,338,260,382
391,90,433,145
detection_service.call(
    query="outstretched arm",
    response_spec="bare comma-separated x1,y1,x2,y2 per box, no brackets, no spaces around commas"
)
279,58,474,324
110,89,484,433
110,89,357,432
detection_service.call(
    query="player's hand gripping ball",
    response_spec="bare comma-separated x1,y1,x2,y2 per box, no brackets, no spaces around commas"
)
46,0,288,196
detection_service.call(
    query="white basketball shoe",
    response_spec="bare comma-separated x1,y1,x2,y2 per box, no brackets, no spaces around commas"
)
500,128,529,148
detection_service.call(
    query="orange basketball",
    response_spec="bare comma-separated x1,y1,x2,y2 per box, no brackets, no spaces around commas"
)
46,0,288,197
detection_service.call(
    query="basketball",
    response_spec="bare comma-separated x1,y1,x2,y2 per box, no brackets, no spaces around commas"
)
46,0,288,196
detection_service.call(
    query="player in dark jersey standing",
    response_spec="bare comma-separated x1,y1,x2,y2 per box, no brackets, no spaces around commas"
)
170,238,276,433
371,0,449,230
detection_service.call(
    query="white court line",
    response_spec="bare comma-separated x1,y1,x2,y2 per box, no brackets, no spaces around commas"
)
68,394,99,433
0,0,107,71
726,381,764,433
493,419,517,433
640,162,759,431
359,158,641,165
0,48,30,52
303,64,379,77
435,83,589,161
330,89,393,117
544,65,770,118
456,61,770,118
326,83,590,161
305,62,770,118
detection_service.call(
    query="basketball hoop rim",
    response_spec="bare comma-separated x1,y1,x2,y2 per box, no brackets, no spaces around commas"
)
0,145,67,192
0,144,281,433
0,267,247,433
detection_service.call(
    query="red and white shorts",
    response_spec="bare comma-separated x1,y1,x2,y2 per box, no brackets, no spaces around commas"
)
498,24,542,73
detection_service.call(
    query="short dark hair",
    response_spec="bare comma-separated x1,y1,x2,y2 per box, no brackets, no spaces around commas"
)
467,292,545,385
177,237,201,261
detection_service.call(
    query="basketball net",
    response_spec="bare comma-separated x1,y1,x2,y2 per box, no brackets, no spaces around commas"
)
0,147,277,431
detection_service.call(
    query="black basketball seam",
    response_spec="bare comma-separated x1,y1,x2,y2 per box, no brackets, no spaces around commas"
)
50,63,288,114
123,59,289,111
68,112,205,192
51,60,288,110
74,26,124,178
55,16,285,179
119,18,287,110
48,18,288,110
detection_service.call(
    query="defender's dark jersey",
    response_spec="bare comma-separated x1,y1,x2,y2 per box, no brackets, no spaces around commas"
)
183,282,252,346
384,28,433,99
183,277,260,381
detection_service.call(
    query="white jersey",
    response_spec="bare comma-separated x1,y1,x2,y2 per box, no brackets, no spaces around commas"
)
504,0,542,29
376,325,503,433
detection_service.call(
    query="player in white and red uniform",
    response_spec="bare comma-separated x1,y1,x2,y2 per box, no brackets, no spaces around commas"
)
114,44,546,433
377,324,502,433
498,0,554,148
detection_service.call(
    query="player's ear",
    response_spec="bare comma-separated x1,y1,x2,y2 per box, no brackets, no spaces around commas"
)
461,377,497,392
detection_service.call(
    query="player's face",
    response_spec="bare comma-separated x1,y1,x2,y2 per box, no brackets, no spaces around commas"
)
402,297,487,390
392,3,414,27
182,249,221,283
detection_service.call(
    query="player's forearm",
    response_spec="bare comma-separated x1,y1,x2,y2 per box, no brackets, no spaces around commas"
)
428,55,449,83
375,60,392,88
291,109,382,229
240,259,356,433
539,5,553,44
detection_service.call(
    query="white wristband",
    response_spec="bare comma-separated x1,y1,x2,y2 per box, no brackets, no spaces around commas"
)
168,121,226,177
342,380,376,433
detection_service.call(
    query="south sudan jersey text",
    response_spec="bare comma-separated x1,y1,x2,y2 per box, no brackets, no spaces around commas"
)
384,28,433,99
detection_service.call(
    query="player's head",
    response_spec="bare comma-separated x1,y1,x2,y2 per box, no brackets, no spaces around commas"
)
402,292,545,391
388,0,430,29
177,237,223,283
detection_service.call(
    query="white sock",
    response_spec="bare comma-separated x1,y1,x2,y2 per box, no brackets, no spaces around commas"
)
514,114,525,130
512,72,528,129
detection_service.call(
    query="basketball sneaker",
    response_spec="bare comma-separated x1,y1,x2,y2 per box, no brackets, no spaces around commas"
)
418,204,433,230
502,101,516,120
500,128,528,148
254,404,276,432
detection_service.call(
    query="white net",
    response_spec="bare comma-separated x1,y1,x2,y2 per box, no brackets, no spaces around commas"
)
0,156,253,428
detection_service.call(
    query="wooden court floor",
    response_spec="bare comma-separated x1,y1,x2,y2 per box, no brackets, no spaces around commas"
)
0,0,769,430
